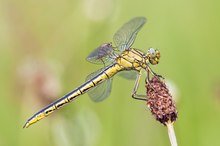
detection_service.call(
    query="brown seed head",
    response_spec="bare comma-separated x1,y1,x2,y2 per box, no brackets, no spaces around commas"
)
146,76,177,125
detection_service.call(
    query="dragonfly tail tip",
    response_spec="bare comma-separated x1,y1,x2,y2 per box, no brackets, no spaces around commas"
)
23,122,30,128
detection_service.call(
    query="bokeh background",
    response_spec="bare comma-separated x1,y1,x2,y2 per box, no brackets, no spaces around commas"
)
0,0,220,146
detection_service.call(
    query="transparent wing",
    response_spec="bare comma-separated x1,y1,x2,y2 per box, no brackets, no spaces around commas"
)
113,17,146,52
86,43,115,65
86,68,113,102
118,70,138,80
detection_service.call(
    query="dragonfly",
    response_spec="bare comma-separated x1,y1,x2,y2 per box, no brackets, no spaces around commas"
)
23,17,160,128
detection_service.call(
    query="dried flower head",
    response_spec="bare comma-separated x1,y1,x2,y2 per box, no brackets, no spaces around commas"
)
146,76,177,125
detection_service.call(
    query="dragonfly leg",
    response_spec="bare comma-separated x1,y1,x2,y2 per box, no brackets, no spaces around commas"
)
146,69,155,91
147,65,164,79
145,68,164,93
131,71,147,101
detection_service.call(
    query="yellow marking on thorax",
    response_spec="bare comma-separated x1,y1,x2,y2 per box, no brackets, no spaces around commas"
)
116,49,145,70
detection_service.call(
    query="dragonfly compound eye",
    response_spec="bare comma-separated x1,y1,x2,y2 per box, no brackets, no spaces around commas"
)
147,48,160,65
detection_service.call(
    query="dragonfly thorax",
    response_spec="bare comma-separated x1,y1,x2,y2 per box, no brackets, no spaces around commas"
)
115,48,148,71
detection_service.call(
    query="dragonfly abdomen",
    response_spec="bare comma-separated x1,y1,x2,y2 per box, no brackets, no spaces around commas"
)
23,63,123,128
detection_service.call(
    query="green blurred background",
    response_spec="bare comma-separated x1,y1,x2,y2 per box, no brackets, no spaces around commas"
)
0,0,220,146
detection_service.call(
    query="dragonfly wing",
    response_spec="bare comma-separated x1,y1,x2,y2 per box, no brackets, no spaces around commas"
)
87,78,113,102
118,70,138,80
86,68,113,102
86,43,115,65
113,17,146,52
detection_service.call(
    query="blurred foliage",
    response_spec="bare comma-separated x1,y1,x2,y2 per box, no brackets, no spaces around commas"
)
0,0,220,146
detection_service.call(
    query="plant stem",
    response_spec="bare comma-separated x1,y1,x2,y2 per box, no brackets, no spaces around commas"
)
167,123,178,146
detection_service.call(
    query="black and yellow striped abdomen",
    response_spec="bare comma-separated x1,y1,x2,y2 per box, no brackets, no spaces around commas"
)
23,63,124,128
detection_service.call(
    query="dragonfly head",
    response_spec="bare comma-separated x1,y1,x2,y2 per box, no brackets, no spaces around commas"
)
146,48,160,65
